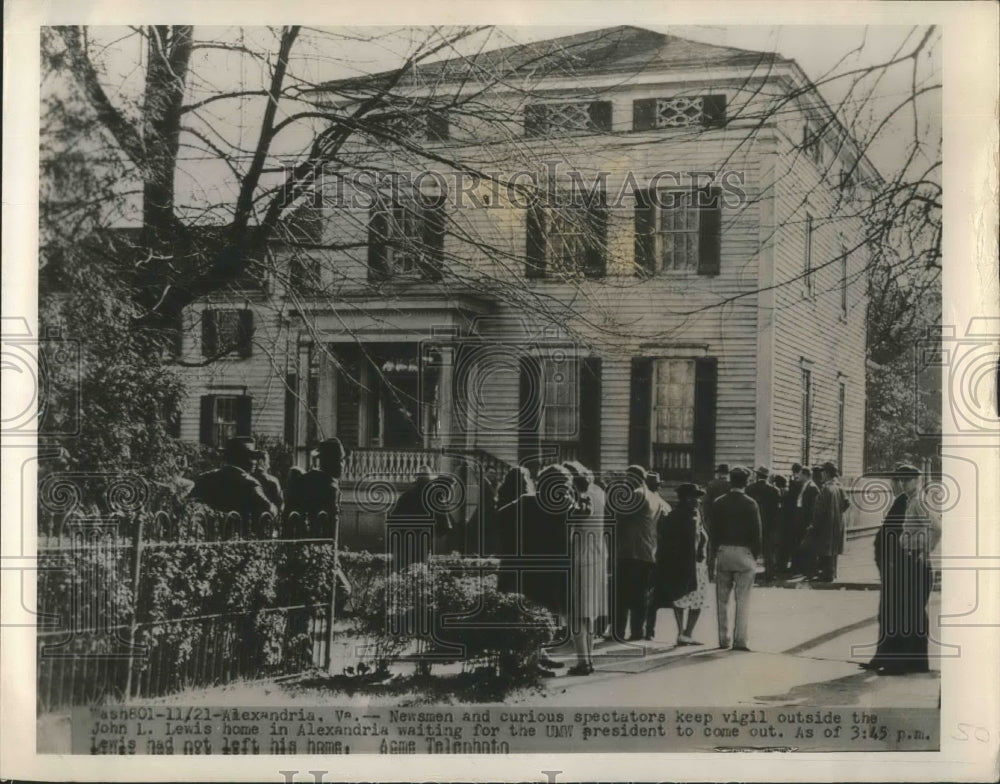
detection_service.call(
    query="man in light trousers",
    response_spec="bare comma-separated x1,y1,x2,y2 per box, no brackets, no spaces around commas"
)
710,466,763,651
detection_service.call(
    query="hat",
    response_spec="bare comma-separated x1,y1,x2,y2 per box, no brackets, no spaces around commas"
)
312,437,347,461
891,462,921,478
716,463,730,474
821,461,840,477
676,482,706,499
224,437,263,460
755,466,770,478
729,465,752,483
625,464,648,481
791,463,803,473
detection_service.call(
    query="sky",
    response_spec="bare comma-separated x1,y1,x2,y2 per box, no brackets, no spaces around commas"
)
46,24,942,224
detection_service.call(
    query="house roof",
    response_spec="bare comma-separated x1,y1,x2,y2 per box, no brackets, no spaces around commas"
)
319,26,787,93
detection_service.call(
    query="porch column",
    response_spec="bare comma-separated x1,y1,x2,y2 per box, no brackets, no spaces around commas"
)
317,344,337,440
295,338,312,468
436,345,455,450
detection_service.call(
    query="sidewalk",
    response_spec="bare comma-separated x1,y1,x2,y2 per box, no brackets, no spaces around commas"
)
538,582,942,709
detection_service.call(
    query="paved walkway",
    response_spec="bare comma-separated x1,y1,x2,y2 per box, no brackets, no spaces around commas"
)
538,576,942,709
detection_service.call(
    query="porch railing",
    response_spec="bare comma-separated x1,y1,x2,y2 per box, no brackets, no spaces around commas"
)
342,448,443,483
340,447,513,484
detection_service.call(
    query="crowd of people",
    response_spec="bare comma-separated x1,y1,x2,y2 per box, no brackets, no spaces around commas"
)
183,438,940,678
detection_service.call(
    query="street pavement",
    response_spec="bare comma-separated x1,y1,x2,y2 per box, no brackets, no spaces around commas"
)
537,533,941,709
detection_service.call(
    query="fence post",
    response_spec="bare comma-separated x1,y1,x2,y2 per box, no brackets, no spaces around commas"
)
324,502,341,673
123,516,145,699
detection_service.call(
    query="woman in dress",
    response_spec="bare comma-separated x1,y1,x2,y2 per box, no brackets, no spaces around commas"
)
563,461,608,675
650,483,709,645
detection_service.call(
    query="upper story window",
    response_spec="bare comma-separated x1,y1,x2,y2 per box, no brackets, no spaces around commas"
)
202,308,254,359
802,124,824,165
368,194,445,282
634,187,722,275
369,110,449,142
525,191,607,279
633,94,726,131
524,101,612,136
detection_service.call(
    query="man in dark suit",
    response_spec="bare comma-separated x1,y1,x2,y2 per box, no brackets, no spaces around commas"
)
780,463,805,574
189,437,277,529
711,466,762,651
747,466,782,582
285,438,346,535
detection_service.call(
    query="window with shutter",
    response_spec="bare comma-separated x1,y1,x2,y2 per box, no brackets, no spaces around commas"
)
367,197,446,281
630,357,717,480
201,309,253,358
524,100,613,136
525,192,607,279
632,95,728,130
634,187,721,275
199,394,249,447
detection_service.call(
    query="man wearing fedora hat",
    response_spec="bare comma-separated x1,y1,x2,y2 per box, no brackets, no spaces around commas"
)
189,437,277,524
747,466,782,582
805,461,849,582
702,464,730,581
285,438,347,533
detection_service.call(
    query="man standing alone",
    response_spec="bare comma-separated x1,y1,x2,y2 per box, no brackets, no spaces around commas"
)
711,466,762,651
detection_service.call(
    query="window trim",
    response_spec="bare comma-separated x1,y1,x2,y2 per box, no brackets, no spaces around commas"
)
368,194,446,282
800,360,813,465
804,213,814,297
837,377,847,471
526,191,608,279
201,308,254,359
524,100,612,137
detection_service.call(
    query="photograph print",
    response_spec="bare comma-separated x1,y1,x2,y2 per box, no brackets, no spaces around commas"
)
18,16,976,767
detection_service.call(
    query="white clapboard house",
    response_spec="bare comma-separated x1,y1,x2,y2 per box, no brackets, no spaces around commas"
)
174,27,873,547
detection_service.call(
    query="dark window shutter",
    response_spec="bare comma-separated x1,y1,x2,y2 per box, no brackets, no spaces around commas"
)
199,395,215,445
633,98,657,131
284,373,298,448
634,188,656,275
367,204,390,282
524,105,547,137
693,357,718,481
237,310,254,358
165,394,181,438
525,203,547,279
518,355,542,471
702,94,727,127
201,309,217,357
426,111,449,141
335,353,361,450
171,311,185,357
697,186,722,276
588,101,612,132
628,357,653,469
579,356,602,470
419,197,445,281
236,396,252,438
583,194,607,278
